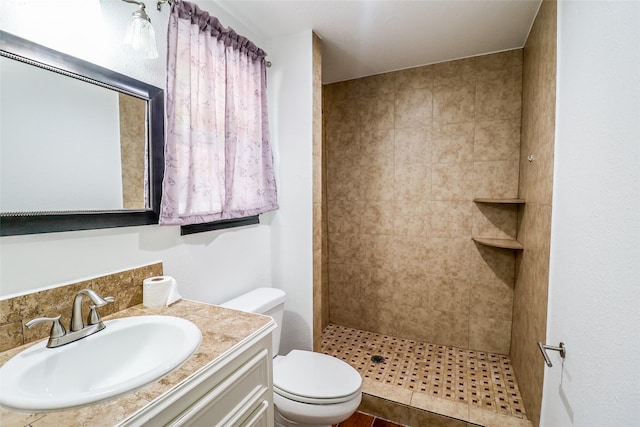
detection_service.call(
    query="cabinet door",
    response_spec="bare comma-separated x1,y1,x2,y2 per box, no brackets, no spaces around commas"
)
169,349,270,427
240,401,269,427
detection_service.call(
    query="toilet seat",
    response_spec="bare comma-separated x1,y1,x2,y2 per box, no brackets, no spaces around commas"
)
273,350,362,405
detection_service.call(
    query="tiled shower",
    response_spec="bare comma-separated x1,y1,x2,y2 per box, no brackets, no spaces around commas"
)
314,1,557,426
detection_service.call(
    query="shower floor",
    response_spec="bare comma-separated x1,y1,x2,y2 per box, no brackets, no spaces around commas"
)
320,324,532,427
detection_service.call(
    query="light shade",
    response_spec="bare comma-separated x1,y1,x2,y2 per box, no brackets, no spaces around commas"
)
124,13,158,59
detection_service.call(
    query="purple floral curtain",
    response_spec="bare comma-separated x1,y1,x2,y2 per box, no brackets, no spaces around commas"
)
160,0,278,225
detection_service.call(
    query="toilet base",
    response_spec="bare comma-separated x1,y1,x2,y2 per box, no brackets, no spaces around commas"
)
273,391,361,427
274,410,330,427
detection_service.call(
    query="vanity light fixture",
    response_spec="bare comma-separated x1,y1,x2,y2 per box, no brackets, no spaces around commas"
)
121,0,159,59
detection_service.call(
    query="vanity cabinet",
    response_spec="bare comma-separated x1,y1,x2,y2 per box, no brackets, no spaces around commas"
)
119,326,274,427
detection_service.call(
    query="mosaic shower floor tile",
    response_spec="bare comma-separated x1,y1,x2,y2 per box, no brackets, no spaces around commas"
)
320,324,529,424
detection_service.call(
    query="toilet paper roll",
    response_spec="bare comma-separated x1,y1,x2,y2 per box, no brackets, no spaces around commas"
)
143,276,182,308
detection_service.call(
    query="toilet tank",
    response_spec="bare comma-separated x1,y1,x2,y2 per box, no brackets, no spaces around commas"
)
220,288,286,356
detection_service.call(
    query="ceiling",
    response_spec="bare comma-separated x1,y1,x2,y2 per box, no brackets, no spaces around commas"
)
216,0,541,83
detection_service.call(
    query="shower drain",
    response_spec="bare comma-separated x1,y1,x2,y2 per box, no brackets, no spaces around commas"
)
371,355,385,364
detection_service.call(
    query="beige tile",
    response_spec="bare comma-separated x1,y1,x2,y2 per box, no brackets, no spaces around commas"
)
359,393,412,424
393,201,432,237
432,57,475,87
469,280,514,321
395,127,432,165
473,160,519,199
472,203,518,241
392,236,433,276
324,79,360,101
362,378,413,405
474,119,521,162
428,275,470,315
313,202,322,251
476,77,522,121
470,243,516,286
326,131,360,169
431,201,474,238
361,96,395,130
468,407,532,427
327,163,362,201
361,164,395,201
361,129,395,166
395,88,433,128
328,200,364,235
0,410,45,427
357,72,396,98
429,309,470,348
433,84,476,124
411,392,470,421
474,50,523,83
432,162,475,201
361,201,396,235
469,316,512,355
394,65,433,91
325,98,360,133
394,163,431,201
433,122,475,163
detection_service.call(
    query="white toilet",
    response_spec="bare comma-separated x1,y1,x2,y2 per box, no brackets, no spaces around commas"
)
221,288,362,427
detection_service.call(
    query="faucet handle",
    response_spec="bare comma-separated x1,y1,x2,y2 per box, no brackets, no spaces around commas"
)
25,315,67,339
87,296,115,326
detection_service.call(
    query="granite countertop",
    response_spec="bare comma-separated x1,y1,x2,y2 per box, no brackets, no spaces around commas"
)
0,300,273,427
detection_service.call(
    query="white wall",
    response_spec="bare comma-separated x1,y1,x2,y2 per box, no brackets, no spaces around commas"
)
265,31,315,354
542,1,640,426
0,1,274,305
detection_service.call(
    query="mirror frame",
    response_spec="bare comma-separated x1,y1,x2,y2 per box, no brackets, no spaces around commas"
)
0,31,165,236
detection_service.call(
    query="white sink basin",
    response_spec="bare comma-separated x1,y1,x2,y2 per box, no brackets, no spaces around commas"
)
0,315,201,412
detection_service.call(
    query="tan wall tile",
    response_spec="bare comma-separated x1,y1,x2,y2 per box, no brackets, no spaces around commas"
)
433,84,476,124
433,122,475,163
361,129,395,166
428,275,470,315
432,162,475,201
360,96,395,130
474,119,521,162
469,316,511,355
431,201,474,238
394,164,432,201
395,127,432,165
475,78,522,121
393,201,432,237
473,160,520,199
395,88,433,128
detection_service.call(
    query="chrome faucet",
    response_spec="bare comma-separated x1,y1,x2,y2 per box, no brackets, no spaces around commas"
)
26,289,114,348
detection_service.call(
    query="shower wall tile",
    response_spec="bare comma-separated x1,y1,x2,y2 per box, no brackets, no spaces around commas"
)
394,164,432,201
511,2,556,425
472,203,518,241
360,96,395,130
393,201,432,237
324,49,522,353
475,77,522,121
361,129,395,166
395,89,433,128
431,162,475,201
433,84,476,124
473,160,520,199
395,127,432,165
431,201,474,238
428,275,470,315
394,70,434,94
432,57,475,87
474,119,521,162
470,316,512,354
432,122,475,163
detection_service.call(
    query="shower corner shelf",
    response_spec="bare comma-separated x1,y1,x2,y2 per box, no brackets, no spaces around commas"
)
473,198,526,204
472,237,524,250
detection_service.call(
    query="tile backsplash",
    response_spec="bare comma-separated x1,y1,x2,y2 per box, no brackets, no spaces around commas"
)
0,262,162,352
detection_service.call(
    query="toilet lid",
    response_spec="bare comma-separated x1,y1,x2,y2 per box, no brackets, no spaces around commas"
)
273,350,362,404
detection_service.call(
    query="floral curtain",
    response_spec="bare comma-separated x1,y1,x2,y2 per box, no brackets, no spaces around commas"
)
160,0,278,225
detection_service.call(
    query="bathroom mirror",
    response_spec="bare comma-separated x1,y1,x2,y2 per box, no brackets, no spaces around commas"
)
0,31,164,236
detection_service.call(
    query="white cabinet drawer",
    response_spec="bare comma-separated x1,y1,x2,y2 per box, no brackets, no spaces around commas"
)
240,400,269,427
169,349,270,427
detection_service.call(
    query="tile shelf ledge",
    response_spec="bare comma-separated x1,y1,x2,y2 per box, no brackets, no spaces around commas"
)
473,198,526,204
472,237,524,250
